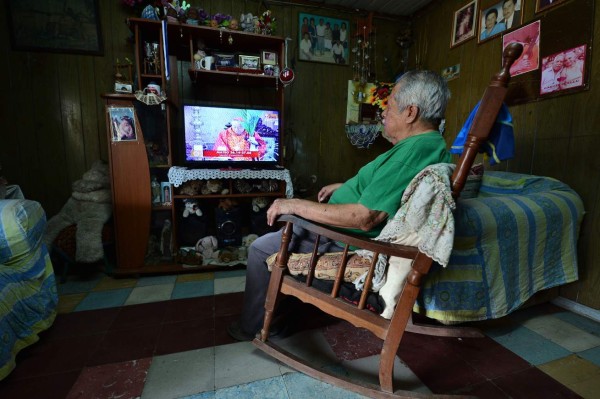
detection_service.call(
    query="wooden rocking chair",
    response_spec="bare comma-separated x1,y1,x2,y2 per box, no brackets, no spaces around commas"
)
253,43,523,398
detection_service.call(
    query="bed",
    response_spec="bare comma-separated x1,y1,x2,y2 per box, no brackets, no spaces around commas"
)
0,199,58,380
415,170,584,323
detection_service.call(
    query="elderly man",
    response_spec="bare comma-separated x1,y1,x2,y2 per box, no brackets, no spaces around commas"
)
228,70,453,341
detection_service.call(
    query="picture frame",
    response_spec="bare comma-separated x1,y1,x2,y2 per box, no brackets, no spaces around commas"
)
478,1,509,43
298,12,350,65
108,107,137,142
441,64,461,81
536,0,566,13
239,55,261,70
540,44,587,95
502,20,541,77
261,50,278,66
6,0,103,55
214,53,237,68
451,1,478,48
160,182,172,204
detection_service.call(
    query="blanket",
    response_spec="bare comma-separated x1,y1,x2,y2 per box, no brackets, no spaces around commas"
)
354,163,456,291
414,171,584,323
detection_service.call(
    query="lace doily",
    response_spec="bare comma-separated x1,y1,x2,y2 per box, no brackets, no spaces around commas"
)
168,167,294,198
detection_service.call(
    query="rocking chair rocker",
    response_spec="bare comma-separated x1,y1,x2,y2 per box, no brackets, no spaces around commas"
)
253,43,524,398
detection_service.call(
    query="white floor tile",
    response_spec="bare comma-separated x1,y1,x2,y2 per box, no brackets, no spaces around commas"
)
342,354,432,395
125,284,174,305
214,342,284,390
142,347,214,399
214,276,246,295
522,314,600,352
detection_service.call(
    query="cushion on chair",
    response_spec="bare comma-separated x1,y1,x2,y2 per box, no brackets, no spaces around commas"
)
266,252,371,282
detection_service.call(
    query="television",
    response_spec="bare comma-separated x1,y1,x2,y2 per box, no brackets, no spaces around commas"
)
182,104,281,168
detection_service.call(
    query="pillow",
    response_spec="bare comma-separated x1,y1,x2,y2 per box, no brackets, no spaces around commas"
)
266,252,371,283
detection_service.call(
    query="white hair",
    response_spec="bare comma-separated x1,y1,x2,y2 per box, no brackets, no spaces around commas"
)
394,70,451,126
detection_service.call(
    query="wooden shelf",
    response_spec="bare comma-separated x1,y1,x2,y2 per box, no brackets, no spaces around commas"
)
188,68,280,87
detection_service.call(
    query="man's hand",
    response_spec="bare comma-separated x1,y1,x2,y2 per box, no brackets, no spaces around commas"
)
317,183,342,203
267,198,297,226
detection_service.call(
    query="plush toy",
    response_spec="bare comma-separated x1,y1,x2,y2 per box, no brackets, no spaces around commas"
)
179,180,202,196
43,160,112,263
195,235,218,259
201,179,228,195
218,198,238,212
183,199,202,217
242,233,259,247
234,179,253,194
252,196,269,212
218,247,239,263
240,13,256,32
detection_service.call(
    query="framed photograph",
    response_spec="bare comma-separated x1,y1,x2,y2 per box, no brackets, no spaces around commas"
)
298,12,350,65
502,20,541,77
239,55,261,70
441,64,461,81
262,50,278,66
214,53,237,68
451,1,478,48
478,1,508,43
536,0,566,13
540,44,587,95
108,107,137,142
6,0,103,55
160,182,172,204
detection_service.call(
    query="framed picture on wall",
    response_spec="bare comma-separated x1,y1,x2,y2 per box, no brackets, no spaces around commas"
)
536,0,567,13
478,1,509,43
108,107,137,142
540,44,587,95
6,0,103,55
298,12,350,65
451,1,478,48
502,20,541,77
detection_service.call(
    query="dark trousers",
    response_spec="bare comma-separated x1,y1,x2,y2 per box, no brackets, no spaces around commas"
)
239,224,343,335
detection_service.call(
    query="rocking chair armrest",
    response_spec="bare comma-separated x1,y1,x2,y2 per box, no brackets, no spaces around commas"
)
277,214,420,259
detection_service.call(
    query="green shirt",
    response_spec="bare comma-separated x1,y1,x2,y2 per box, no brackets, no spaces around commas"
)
329,131,451,238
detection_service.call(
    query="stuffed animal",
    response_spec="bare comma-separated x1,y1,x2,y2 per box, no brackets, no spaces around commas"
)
240,13,256,32
235,179,253,194
218,247,239,263
42,160,112,263
252,196,270,212
201,179,228,195
218,198,238,212
179,180,202,196
182,199,202,217
195,235,218,259
242,233,259,247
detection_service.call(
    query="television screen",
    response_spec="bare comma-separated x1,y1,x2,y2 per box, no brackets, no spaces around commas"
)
183,105,280,166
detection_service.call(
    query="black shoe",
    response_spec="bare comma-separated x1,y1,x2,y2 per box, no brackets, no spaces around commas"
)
227,320,289,342
227,321,256,341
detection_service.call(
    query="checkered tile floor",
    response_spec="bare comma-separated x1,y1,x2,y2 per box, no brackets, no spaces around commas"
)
1,269,599,398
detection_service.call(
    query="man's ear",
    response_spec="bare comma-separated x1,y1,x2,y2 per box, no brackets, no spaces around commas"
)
405,105,420,123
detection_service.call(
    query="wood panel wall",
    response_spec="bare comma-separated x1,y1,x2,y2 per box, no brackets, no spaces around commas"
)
411,0,600,310
0,0,404,214
2,1,596,309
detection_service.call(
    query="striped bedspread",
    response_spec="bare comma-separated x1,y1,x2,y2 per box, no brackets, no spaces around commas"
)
0,199,58,380
414,171,585,323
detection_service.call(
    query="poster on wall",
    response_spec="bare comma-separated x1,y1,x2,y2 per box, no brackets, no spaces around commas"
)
450,1,478,48
502,20,541,77
540,44,587,95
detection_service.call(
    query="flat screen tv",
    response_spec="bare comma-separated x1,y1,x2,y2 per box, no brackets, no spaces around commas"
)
182,104,281,168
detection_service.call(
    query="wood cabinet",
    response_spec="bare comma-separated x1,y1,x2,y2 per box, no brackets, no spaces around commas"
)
103,18,287,275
